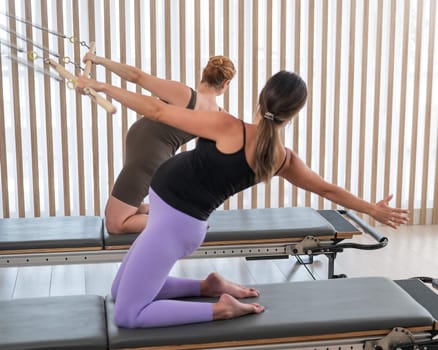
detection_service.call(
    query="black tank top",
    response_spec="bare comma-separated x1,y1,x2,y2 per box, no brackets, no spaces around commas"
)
151,120,256,220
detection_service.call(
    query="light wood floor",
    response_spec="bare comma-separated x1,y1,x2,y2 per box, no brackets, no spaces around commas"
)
0,224,436,300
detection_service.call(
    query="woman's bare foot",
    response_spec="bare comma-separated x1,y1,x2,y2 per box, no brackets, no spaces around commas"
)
213,294,264,320
201,272,260,298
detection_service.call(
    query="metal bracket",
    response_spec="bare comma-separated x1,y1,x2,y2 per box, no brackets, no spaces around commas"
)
290,236,321,255
364,327,415,350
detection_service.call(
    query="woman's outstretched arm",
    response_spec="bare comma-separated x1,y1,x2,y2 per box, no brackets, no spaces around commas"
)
83,54,192,107
278,148,409,228
76,76,237,142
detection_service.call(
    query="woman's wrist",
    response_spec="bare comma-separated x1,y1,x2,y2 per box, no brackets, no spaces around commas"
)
93,56,103,65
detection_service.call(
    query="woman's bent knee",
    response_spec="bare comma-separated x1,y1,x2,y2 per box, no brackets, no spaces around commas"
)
105,216,126,234
114,308,136,328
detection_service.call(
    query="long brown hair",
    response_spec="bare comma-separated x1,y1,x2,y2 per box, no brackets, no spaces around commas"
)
254,71,307,182
201,56,236,90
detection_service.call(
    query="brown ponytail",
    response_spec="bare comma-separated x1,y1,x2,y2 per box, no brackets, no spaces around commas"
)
254,71,307,182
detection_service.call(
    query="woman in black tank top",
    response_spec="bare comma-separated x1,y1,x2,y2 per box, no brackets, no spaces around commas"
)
77,71,409,329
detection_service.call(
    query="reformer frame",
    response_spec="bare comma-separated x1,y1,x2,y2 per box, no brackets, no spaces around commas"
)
0,208,387,279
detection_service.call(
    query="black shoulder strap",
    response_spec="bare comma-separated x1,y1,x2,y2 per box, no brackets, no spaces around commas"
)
186,88,197,109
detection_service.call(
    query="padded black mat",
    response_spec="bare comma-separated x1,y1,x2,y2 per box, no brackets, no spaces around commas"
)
106,277,435,349
0,295,107,350
0,216,103,250
396,279,438,320
104,207,337,247
317,209,358,233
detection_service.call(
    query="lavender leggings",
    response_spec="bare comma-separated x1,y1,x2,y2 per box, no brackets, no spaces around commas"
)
111,189,212,328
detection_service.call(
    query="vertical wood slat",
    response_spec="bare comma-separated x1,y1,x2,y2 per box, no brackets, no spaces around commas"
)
24,6,40,217
264,0,272,208
119,0,128,164
8,0,25,217
88,0,100,215
358,0,369,202
223,0,230,112
56,0,71,215
179,0,186,84
223,0,230,210
194,0,201,84
237,0,244,209
292,0,300,207
209,0,215,56
383,0,396,199
434,137,438,224
370,0,384,225
278,0,286,208
0,52,9,217
318,0,328,209
150,0,157,76
423,0,437,224
179,0,188,153
103,1,114,196
280,0,286,70
345,0,356,194
165,0,171,80
396,0,410,210
41,0,55,216
331,0,342,210
251,0,259,209
135,0,141,119
72,1,86,215
408,0,423,223
305,0,314,207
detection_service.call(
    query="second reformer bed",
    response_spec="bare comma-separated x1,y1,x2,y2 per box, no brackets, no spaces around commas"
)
0,207,387,278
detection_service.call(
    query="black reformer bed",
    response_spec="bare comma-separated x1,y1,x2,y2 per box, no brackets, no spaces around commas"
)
0,207,386,278
0,276,437,350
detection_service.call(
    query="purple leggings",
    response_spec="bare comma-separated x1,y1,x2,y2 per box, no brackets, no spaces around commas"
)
111,189,212,328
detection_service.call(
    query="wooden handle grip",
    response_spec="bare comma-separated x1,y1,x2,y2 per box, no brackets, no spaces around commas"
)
48,58,116,114
87,89,117,114
83,41,96,77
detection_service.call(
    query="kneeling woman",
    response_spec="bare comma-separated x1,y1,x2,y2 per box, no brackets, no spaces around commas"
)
77,71,409,328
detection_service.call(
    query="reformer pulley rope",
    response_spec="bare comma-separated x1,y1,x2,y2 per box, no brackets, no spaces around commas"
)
0,12,116,113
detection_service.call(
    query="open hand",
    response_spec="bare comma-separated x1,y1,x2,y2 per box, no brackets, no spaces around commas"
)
373,194,409,229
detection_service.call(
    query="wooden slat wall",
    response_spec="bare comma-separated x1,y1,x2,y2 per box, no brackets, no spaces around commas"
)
0,0,437,225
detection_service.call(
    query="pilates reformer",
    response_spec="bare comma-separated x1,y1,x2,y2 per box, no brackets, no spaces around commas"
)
0,207,387,279
0,276,437,350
